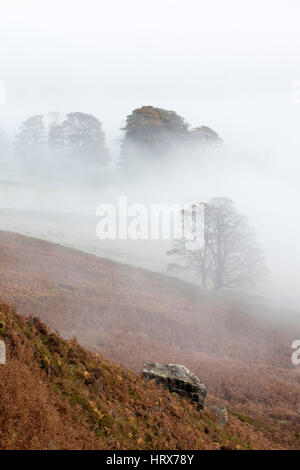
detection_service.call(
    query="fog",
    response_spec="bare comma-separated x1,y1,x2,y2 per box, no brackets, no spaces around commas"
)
1,0,300,310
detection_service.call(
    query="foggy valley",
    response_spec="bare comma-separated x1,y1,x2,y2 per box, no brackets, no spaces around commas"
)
0,0,300,454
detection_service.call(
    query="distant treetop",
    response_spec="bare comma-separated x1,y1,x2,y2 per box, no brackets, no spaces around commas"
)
120,105,222,171
122,105,189,142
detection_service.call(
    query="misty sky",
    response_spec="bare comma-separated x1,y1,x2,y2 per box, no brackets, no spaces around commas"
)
1,0,300,162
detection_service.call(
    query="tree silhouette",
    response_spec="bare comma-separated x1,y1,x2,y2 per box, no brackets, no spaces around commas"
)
168,197,266,291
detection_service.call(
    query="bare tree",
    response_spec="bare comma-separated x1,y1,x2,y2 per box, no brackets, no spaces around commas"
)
168,197,266,291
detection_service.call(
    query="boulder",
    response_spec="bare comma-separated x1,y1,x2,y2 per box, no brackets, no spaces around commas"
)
142,362,206,410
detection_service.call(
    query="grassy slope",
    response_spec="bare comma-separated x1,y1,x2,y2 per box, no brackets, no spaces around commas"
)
0,230,300,448
0,301,278,450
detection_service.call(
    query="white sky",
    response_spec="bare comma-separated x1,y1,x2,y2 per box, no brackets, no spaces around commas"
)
0,0,300,159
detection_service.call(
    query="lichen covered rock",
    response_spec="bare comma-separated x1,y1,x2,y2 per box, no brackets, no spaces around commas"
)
142,362,207,410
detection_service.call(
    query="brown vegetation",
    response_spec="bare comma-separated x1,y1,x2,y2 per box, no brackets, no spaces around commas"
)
0,230,300,448
0,301,279,450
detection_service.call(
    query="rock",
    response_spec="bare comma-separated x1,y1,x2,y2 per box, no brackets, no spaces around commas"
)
142,362,206,410
209,405,228,425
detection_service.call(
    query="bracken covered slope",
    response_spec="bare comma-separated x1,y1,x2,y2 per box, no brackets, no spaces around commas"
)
0,230,300,448
0,301,277,450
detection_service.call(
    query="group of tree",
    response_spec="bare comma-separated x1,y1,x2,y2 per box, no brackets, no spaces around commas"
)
120,105,222,171
13,112,110,171
168,197,265,292
1,105,223,174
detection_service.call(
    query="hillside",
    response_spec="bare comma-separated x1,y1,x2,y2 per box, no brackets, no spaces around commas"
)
0,300,277,450
0,230,300,448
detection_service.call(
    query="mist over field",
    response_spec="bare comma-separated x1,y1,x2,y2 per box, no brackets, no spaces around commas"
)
1,123,300,309
0,1,299,334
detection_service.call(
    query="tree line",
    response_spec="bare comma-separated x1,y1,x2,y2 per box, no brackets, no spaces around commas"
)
0,106,222,173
